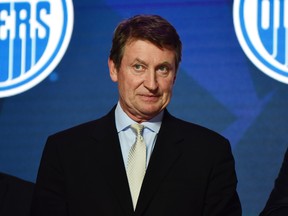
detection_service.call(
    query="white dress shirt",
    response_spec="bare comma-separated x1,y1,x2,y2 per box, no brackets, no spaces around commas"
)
114,102,163,169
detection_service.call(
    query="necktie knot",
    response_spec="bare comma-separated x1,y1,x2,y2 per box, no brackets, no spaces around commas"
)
131,124,144,141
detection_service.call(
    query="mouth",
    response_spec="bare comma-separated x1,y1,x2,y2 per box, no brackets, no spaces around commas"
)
139,94,160,102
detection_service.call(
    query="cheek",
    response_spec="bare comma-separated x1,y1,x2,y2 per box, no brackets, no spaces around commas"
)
161,80,175,93
125,76,143,91
118,78,136,97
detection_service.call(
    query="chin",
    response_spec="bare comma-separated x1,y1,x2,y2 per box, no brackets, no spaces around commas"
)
140,108,162,117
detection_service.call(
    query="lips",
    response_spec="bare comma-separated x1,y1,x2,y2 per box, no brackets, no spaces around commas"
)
138,94,160,102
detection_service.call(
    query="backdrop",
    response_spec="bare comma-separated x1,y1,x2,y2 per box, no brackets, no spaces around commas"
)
1,0,288,215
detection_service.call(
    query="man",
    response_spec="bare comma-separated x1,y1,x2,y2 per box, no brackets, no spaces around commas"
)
260,148,288,216
31,14,241,215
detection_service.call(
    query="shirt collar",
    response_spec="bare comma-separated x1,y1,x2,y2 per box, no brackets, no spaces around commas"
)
115,102,163,133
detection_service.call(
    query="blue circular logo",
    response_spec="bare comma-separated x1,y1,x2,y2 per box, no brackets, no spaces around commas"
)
0,0,74,97
233,0,288,84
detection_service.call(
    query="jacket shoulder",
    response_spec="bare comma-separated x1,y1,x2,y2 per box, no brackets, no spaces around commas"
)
48,108,115,141
164,112,229,143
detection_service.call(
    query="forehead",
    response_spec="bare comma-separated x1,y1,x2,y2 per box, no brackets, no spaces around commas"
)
123,40,176,64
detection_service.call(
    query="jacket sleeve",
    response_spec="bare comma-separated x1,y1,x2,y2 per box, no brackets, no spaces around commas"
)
31,136,68,216
203,138,242,216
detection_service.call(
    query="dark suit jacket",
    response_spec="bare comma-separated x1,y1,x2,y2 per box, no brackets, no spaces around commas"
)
260,148,288,216
31,108,241,216
0,173,34,216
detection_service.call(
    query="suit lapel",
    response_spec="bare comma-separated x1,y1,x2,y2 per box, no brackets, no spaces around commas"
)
135,111,184,215
86,109,134,216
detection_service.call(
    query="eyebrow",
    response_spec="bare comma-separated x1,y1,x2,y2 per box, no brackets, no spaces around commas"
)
132,58,148,67
157,61,173,68
132,58,174,69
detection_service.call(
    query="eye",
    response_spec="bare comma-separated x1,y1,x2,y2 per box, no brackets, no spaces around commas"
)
133,64,145,72
156,65,170,75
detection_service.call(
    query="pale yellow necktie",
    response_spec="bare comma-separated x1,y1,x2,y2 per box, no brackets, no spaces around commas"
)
127,124,146,210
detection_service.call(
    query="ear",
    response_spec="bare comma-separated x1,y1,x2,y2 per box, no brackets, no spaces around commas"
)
108,58,118,82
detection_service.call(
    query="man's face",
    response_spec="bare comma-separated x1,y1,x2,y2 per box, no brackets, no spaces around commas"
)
109,40,177,122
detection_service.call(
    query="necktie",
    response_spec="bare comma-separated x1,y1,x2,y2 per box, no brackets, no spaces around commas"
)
127,124,146,210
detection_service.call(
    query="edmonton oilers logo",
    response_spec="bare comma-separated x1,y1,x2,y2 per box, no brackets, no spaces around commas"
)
0,0,74,97
233,0,288,84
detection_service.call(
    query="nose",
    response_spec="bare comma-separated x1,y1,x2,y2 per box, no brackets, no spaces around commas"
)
143,71,158,91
